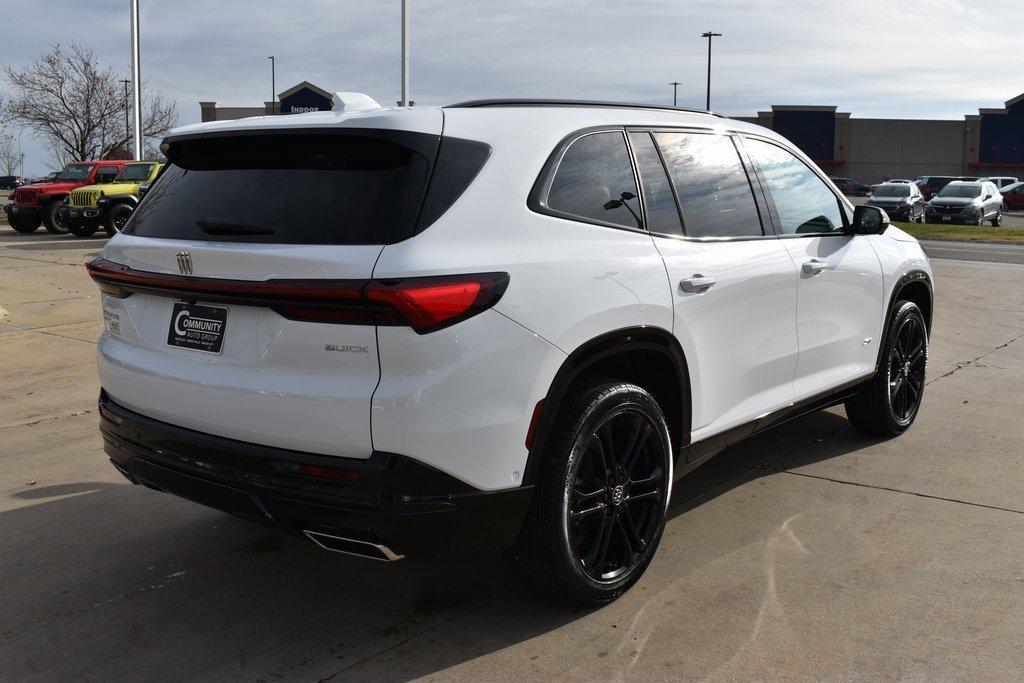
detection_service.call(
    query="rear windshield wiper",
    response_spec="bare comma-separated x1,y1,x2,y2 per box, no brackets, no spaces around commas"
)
196,218,275,236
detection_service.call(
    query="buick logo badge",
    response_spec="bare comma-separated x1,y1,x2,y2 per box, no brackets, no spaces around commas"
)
176,251,193,275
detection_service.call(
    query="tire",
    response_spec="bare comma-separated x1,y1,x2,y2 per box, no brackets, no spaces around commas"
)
42,201,69,234
104,203,134,237
991,211,1001,227
845,300,927,437
67,221,99,237
975,212,985,227
9,214,40,233
508,380,673,605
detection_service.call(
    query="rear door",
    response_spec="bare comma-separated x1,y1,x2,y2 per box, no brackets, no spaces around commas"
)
630,129,799,444
97,127,440,458
741,136,884,400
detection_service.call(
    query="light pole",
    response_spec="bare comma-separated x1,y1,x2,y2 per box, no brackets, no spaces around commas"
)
268,56,276,113
701,31,722,111
669,81,681,107
120,79,131,156
399,0,409,106
130,0,142,160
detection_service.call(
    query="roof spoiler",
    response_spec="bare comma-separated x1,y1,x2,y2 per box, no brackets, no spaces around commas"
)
332,92,381,114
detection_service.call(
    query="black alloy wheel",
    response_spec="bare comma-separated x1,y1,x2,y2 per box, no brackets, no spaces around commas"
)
509,381,673,605
9,214,40,233
886,314,927,426
846,300,928,436
105,203,134,237
567,408,667,583
43,201,70,234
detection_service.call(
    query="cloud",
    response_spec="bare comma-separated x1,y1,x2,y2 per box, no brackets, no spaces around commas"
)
2,0,1021,173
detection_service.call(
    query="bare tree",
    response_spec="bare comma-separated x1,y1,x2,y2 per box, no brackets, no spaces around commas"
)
0,132,20,176
2,42,177,165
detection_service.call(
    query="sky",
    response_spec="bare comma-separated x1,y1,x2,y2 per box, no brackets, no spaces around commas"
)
2,0,1021,175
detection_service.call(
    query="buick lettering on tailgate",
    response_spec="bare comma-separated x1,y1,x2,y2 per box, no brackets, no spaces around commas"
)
167,302,228,353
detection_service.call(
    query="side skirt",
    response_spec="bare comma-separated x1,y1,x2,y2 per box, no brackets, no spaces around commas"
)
674,375,872,480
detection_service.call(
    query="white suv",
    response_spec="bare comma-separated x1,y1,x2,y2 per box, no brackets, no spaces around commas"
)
89,95,933,605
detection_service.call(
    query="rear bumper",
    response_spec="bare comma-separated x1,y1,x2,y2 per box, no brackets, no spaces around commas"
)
99,391,533,557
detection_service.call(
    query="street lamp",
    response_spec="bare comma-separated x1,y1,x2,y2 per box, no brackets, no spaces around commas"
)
129,0,142,160
268,56,276,113
701,31,722,111
399,0,410,106
120,79,131,156
669,81,681,107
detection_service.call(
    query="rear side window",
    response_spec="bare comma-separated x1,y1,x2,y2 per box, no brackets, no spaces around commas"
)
126,132,437,245
654,132,762,238
744,138,845,235
543,131,641,229
628,132,683,236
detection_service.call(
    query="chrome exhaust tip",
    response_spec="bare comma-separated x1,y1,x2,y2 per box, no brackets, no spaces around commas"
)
303,530,405,562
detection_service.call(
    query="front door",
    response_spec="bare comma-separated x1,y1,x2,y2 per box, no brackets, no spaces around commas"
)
741,136,884,401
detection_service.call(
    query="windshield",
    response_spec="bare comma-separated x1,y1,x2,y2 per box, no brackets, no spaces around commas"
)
937,185,982,199
115,163,155,182
873,185,910,197
56,164,91,181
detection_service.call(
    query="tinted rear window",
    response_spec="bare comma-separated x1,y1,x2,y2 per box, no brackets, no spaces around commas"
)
125,132,437,244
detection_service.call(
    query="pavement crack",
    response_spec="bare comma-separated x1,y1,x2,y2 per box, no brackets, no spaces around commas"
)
782,470,1024,517
927,332,1024,386
37,330,97,345
1,408,95,431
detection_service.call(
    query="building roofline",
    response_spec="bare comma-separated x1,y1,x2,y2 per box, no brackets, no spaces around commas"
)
277,81,334,101
770,105,838,112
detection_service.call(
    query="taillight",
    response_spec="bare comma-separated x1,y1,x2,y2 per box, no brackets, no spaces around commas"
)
86,258,509,334
366,274,509,333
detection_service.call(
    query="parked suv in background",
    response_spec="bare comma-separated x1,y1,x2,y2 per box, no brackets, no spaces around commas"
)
0,175,24,191
867,181,925,222
986,176,1019,191
828,176,871,196
5,160,129,234
65,161,163,238
925,180,1003,226
915,175,957,200
88,96,933,605
1000,181,1024,210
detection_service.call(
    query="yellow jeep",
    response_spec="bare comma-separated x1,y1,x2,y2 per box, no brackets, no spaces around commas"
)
65,161,163,238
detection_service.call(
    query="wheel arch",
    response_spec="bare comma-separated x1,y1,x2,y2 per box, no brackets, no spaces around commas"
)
522,327,691,485
876,269,932,369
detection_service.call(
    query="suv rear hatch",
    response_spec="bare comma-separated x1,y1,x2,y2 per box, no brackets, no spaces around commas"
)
94,124,446,459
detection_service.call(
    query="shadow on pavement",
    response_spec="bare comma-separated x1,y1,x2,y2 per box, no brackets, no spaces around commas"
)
0,407,879,679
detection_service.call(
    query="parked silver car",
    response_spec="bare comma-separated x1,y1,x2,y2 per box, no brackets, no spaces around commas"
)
867,182,925,223
925,180,1002,226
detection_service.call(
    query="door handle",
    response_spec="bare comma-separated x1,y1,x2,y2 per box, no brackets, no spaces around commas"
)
802,259,828,275
679,274,716,293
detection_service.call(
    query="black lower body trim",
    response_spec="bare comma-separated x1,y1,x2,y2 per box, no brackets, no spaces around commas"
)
99,391,532,557
678,375,871,474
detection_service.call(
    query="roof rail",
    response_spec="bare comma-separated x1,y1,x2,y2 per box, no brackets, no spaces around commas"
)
445,98,722,117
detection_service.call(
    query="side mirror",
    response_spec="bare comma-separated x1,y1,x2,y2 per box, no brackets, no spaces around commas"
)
850,205,889,235
984,194,993,200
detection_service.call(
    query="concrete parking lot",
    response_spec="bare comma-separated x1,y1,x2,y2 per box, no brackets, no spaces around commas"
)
2,230,1023,680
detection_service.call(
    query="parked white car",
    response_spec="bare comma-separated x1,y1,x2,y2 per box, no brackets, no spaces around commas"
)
88,95,933,605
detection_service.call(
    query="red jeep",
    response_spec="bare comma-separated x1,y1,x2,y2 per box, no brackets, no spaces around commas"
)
5,160,129,234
